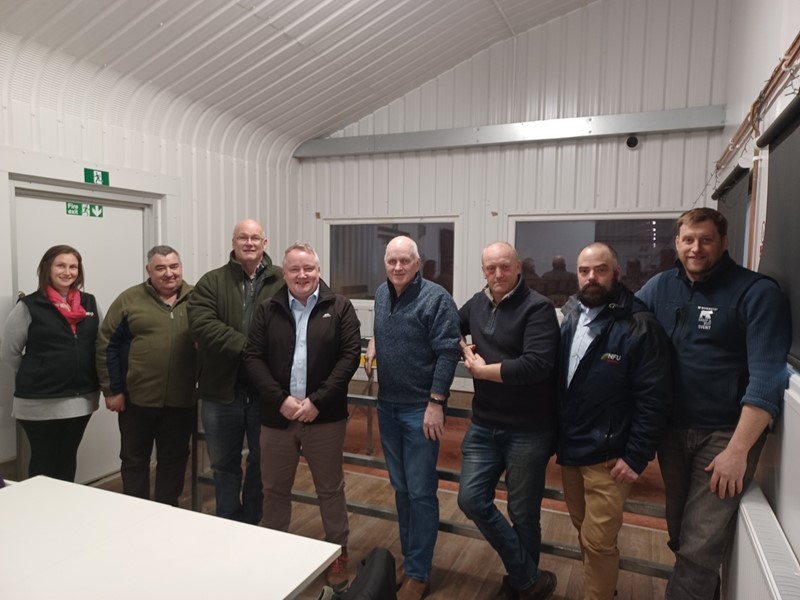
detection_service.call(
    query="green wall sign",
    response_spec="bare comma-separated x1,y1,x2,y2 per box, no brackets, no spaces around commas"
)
84,168,109,185
66,202,104,218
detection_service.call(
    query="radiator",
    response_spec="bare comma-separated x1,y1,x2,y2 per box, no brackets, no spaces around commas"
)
725,484,800,599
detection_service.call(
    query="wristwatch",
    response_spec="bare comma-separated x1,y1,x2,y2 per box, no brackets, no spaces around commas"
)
428,396,447,407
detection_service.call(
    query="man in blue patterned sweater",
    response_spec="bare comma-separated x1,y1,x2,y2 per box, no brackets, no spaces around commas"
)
365,235,461,600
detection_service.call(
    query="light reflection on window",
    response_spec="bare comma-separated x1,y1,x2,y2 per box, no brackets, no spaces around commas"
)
515,218,676,307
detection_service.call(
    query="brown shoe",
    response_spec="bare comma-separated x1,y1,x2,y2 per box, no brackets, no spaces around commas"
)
396,577,430,600
325,548,349,593
396,563,405,590
517,570,557,600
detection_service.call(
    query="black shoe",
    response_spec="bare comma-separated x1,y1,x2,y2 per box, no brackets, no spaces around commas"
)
499,576,518,599
518,570,557,600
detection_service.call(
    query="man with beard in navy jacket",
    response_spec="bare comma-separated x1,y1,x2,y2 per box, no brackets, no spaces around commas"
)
558,242,672,600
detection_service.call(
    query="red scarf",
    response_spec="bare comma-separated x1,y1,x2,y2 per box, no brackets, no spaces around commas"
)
46,286,88,333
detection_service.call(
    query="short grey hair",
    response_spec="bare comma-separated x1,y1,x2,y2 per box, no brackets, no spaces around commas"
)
283,242,320,267
147,245,180,263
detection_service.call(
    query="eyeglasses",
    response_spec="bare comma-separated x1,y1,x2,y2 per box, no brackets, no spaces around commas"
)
235,235,264,243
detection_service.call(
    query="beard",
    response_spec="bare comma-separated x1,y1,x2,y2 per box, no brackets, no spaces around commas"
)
578,280,618,308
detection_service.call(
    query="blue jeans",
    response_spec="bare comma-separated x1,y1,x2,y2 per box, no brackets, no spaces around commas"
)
378,401,440,581
659,428,767,600
201,395,262,525
457,422,553,590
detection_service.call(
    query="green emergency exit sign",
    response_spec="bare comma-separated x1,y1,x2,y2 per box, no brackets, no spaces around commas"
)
84,168,109,185
66,202,104,218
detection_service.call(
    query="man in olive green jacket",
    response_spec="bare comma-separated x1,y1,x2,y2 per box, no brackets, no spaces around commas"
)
188,219,284,524
97,245,196,506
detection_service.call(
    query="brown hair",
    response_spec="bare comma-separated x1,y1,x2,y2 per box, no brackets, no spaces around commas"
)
676,208,728,238
37,245,84,292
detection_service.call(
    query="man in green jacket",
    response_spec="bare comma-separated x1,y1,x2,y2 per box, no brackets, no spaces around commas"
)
188,219,284,524
97,245,196,506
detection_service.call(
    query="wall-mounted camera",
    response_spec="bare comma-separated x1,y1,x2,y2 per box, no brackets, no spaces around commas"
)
625,135,640,150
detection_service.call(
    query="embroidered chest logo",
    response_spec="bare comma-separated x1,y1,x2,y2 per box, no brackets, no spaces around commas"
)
697,306,717,331
600,352,622,364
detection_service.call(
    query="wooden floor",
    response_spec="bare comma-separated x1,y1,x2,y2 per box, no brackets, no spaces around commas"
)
94,462,670,600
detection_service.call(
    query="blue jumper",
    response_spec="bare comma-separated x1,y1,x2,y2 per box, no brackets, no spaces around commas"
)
373,273,460,402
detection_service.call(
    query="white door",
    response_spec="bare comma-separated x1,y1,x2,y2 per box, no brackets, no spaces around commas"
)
12,190,147,483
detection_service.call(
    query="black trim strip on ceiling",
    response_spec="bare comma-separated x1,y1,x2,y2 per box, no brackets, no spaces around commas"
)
757,92,800,148
711,164,749,200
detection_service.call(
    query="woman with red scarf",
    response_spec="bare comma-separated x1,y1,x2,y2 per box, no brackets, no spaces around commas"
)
1,245,100,481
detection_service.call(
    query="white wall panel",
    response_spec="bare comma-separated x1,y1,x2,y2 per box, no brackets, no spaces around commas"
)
11,99,31,147
642,1,670,110
64,114,82,157
297,0,729,303
38,107,59,153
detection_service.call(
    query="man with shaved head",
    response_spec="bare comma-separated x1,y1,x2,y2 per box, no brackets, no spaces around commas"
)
558,242,672,600
457,241,560,600
188,218,284,524
364,235,460,600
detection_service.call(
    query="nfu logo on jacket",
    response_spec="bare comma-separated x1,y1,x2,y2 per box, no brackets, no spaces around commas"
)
697,306,717,331
600,352,622,364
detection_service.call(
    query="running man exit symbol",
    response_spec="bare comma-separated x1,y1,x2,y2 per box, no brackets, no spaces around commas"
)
84,168,109,186
66,202,104,218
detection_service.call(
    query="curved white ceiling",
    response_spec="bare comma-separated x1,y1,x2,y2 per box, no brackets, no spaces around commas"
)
0,0,592,156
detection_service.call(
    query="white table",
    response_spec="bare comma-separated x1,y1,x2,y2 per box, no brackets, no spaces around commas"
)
0,476,340,600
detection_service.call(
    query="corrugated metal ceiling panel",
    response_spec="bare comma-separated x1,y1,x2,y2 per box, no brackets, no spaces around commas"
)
0,0,594,142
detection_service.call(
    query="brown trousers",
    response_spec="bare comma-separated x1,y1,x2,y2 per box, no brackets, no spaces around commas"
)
561,462,632,600
260,420,349,546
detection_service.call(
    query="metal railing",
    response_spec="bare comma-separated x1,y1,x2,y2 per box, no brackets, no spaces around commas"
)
191,394,672,580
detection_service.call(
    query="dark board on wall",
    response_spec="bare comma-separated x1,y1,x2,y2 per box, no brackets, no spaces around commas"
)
757,93,800,368
713,166,751,266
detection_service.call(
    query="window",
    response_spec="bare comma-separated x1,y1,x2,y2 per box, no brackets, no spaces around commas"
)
329,222,455,299
514,217,677,307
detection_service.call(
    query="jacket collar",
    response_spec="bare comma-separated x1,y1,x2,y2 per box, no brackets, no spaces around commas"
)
562,283,640,322
674,251,736,286
272,279,336,310
387,271,422,304
482,274,526,307
144,279,191,305
227,251,275,279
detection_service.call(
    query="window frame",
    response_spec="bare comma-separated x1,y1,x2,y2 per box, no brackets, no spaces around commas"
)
323,216,461,308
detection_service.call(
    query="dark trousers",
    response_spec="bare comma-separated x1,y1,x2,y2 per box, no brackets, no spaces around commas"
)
201,395,263,524
18,414,92,482
118,403,194,506
659,428,767,600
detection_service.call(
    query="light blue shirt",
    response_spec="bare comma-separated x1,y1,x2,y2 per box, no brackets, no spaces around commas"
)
567,303,603,386
288,286,319,399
